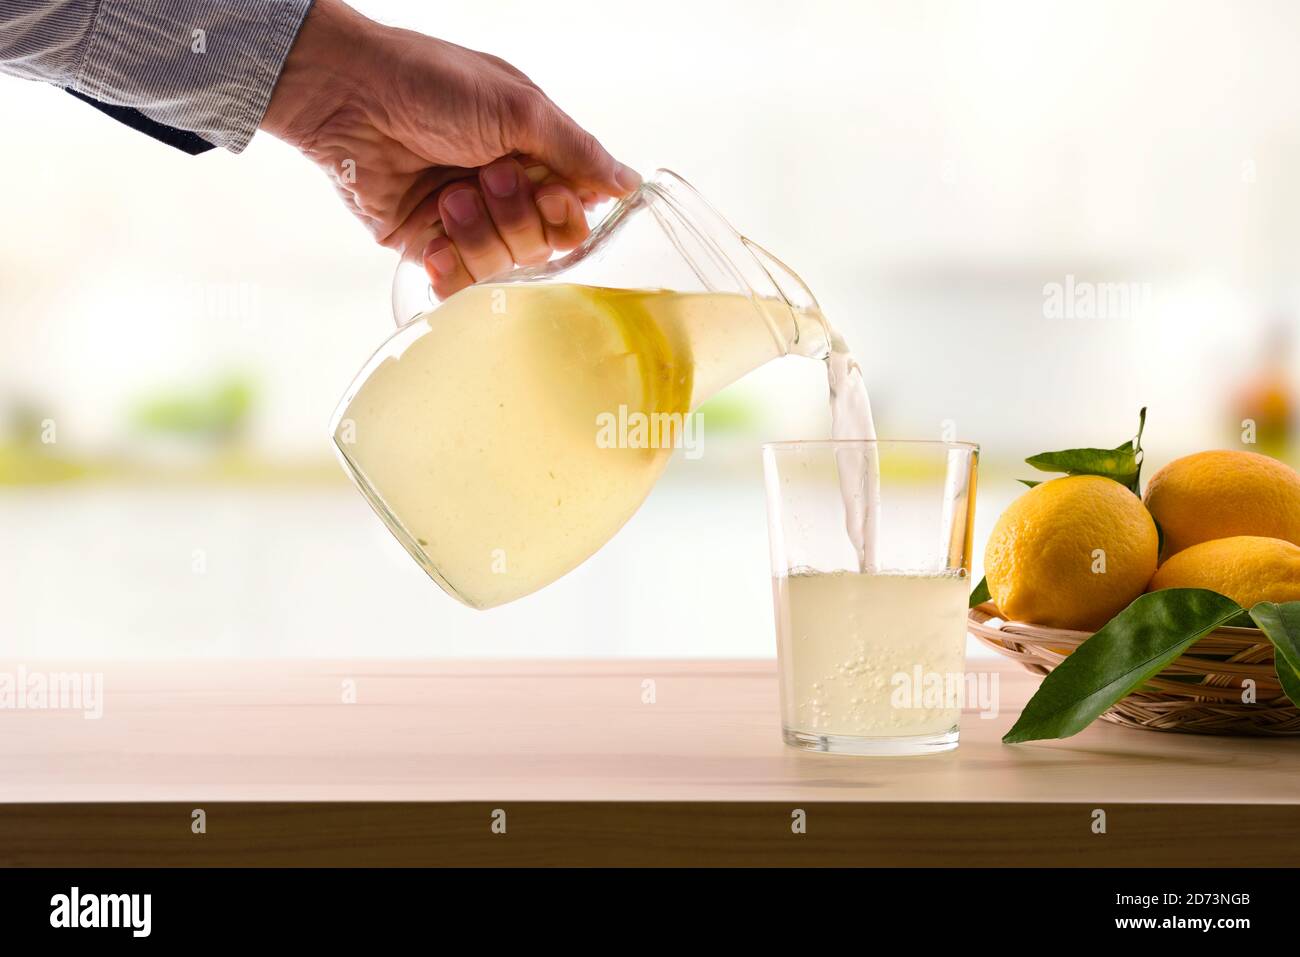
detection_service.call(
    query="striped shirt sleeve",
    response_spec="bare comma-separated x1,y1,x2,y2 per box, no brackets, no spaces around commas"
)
0,0,314,153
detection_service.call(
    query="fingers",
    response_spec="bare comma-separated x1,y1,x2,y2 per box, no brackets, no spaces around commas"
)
511,92,641,199
387,174,463,257
533,182,590,252
422,234,475,299
413,159,601,298
438,184,514,282
518,157,601,213
477,157,551,266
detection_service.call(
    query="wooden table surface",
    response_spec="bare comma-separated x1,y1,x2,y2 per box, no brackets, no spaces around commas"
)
2,658,1297,866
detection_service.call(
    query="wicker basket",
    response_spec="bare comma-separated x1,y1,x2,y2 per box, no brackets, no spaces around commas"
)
969,602,1300,736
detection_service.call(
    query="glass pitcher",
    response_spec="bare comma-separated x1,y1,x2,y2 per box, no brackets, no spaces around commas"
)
331,169,832,609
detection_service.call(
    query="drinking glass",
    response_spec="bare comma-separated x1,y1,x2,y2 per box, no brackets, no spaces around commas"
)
763,440,979,755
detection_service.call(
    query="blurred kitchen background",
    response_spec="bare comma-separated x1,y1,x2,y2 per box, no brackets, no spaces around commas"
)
2,0,1299,657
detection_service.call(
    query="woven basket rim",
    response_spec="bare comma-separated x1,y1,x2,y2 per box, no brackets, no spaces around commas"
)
967,601,1299,735
969,602,1264,639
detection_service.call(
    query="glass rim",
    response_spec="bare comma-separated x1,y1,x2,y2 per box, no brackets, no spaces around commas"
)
762,438,979,452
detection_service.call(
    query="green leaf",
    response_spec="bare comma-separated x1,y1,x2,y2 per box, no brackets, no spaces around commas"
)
1021,407,1147,494
1017,479,1042,489
1003,588,1242,743
969,576,990,609
1025,447,1137,479
1247,601,1300,708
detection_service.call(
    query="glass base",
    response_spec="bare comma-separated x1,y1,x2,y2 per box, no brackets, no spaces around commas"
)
783,726,958,756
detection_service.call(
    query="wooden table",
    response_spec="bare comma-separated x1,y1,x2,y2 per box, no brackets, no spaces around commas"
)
1,658,1296,866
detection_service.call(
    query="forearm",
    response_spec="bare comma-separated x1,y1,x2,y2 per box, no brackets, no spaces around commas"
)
0,0,313,152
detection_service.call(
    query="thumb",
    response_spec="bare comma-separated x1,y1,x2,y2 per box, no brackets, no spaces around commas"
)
514,98,641,198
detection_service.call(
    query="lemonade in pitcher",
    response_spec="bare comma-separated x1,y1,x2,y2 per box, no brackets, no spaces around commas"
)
334,278,834,608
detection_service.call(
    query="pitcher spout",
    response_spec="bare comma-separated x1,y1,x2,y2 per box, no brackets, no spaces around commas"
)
741,238,833,360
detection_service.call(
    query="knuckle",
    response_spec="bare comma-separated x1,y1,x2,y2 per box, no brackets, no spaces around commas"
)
485,53,531,83
570,129,603,164
501,84,536,123
504,85,549,134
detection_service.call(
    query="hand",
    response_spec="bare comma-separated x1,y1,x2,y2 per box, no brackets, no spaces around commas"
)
261,0,640,298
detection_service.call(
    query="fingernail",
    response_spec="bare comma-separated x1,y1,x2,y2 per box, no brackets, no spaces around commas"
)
537,194,568,226
442,188,480,225
614,163,642,192
425,245,459,277
482,164,517,198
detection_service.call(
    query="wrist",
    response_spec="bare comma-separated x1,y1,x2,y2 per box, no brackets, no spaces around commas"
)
260,0,382,148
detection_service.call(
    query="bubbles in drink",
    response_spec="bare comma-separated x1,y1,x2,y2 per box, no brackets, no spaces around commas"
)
774,570,967,737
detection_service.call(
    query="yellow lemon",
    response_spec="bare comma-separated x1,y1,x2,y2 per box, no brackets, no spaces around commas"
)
1148,535,1300,609
985,475,1158,630
1143,450,1300,560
